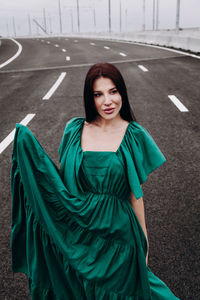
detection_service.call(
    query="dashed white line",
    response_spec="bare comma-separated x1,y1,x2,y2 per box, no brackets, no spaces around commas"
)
47,41,50,44
104,46,110,50
119,52,127,57
138,65,149,72
66,56,70,61
0,114,36,154
43,72,67,100
168,95,189,112
90,42,96,46
54,44,59,47
62,49,67,52
0,39,22,69
74,40,78,43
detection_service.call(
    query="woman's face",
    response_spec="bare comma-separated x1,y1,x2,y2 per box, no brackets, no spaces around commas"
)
93,77,122,121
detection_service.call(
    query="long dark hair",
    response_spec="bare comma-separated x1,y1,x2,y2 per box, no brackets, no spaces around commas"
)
83,62,137,123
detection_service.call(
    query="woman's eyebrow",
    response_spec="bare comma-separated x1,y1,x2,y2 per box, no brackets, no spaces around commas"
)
94,86,116,93
109,87,117,91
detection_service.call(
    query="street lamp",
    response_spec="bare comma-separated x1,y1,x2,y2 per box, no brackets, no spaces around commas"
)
176,0,180,33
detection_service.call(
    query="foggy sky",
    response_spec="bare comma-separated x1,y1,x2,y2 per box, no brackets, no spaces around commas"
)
0,0,200,37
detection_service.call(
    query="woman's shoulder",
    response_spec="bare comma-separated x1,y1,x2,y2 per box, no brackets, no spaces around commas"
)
63,116,84,133
127,120,154,141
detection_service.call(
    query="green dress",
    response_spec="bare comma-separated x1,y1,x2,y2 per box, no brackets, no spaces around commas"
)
11,116,180,300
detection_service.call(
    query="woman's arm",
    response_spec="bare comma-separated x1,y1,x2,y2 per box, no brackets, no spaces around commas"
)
129,188,149,265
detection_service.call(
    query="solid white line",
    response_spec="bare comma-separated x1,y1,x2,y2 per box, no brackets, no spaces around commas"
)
54,44,59,47
104,46,110,49
138,65,149,72
0,114,36,154
115,40,200,60
119,52,127,57
43,72,67,100
0,39,22,69
66,56,70,61
168,95,189,112
62,49,67,52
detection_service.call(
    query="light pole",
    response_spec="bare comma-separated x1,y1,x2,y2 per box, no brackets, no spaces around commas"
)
125,8,127,32
119,0,122,33
155,0,159,31
176,0,180,33
108,0,111,33
93,8,96,31
152,0,155,30
43,8,47,32
142,0,146,31
28,13,32,36
77,0,80,32
58,0,62,33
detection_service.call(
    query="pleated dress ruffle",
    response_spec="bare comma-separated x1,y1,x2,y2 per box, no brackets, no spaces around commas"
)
11,117,180,300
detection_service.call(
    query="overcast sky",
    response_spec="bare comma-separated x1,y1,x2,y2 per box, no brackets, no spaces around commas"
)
0,0,200,37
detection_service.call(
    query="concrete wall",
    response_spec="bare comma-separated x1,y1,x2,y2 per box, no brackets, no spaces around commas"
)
67,29,200,54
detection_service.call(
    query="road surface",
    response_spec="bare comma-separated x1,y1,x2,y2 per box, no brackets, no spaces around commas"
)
0,37,199,299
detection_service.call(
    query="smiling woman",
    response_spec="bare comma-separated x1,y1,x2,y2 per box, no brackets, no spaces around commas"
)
11,62,181,299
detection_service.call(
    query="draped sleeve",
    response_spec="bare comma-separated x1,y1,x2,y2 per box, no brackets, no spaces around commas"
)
58,117,82,163
121,121,166,200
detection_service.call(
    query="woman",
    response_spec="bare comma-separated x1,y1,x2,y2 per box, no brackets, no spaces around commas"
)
11,63,180,299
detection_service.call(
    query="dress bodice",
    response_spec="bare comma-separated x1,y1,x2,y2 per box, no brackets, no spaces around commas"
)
80,151,131,201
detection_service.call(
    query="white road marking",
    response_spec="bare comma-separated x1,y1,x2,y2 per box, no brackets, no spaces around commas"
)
54,44,59,47
74,40,78,43
66,56,70,61
0,39,22,69
138,65,149,72
65,38,68,41
119,52,127,57
41,40,44,42
43,72,67,100
47,41,50,44
0,114,36,154
62,49,67,52
90,42,96,46
104,46,110,50
168,95,189,112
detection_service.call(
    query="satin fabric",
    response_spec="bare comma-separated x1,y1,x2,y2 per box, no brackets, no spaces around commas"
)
11,117,180,299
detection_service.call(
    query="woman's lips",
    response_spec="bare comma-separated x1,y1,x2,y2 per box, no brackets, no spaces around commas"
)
103,108,115,114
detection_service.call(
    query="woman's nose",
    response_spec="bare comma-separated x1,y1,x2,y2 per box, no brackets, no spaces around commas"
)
104,93,112,104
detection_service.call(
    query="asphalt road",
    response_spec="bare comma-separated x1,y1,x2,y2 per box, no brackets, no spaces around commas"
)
0,37,199,300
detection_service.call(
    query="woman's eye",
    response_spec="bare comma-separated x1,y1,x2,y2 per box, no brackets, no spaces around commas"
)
94,93,101,97
111,89,118,94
